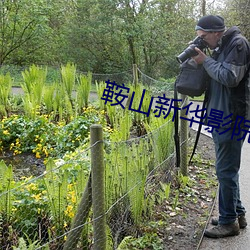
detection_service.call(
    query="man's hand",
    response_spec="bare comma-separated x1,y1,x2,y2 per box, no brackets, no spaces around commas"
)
192,47,207,64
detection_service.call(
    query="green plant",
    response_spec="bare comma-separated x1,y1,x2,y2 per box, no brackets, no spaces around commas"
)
172,190,180,210
105,136,153,238
117,233,163,250
0,107,103,158
157,182,171,204
96,81,107,110
76,72,92,110
12,177,49,241
21,65,47,118
128,84,152,125
144,113,174,164
60,62,76,102
43,84,56,114
43,159,69,222
12,233,49,250
0,73,12,116
0,161,15,222
178,173,191,189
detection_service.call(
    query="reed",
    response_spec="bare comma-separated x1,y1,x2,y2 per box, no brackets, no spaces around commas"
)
21,65,47,118
76,72,92,111
0,73,12,116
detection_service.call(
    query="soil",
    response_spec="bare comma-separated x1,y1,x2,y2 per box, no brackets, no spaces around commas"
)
158,129,217,250
0,152,45,180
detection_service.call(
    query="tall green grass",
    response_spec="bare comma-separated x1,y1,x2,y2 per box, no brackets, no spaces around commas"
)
0,73,12,116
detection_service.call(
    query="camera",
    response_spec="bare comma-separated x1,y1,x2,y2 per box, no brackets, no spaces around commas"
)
176,36,208,64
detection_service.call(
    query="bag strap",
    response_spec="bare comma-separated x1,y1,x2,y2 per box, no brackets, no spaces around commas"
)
188,48,210,164
188,90,208,164
174,81,208,167
174,81,180,168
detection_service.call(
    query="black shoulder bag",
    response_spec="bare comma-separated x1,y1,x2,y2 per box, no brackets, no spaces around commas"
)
174,58,210,167
175,58,208,97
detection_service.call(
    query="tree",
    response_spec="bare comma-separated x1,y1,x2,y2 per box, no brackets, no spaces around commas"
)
0,0,50,65
220,0,250,39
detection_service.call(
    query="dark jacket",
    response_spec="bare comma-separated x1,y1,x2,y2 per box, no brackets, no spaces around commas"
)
203,26,250,128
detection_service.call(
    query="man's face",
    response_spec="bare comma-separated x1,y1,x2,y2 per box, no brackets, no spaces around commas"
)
196,30,222,49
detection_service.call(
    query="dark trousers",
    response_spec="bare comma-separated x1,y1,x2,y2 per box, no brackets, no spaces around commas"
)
212,127,247,225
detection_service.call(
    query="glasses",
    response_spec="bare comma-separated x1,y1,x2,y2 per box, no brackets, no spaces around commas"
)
198,32,214,40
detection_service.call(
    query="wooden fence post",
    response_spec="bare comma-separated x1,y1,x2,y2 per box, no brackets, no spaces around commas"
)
91,124,106,250
63,175,92,250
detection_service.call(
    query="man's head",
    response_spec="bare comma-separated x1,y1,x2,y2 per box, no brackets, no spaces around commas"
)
195,15,225,49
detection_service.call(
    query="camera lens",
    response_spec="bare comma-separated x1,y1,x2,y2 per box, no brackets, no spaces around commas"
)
176,44,198,63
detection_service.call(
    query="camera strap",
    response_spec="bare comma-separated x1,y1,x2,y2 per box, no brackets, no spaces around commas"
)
189,90,208,164
174,83,180,168
174,86,208,168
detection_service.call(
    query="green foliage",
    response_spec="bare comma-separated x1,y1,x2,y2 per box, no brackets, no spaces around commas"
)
0,73,179,248
21,65,47,118
61,63,76,100
0,108,101,157
12,176,48,240
76,72,92,110
117,233,163,250
0,161,14,222
129,84,152,125
105,136,153,227
43,159,68,230
110,109,133,141
0,0,229,77
158,182,171,203
144,113,174,164
43,85,56,113
0,73,12,116
178,172,192,189
13,235,46,250
0,0,52,65
96,81,106,110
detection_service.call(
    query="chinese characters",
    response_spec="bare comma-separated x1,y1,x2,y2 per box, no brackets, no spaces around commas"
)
101,80,250,142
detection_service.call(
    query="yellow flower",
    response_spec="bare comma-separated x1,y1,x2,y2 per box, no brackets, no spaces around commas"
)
3,130,9,135
43,147,49,157
26,183,37,191
65,205,74,218
12,207,17,212
71,195,76,204
14,149,22,155
32,193,42,201
36,152,41,159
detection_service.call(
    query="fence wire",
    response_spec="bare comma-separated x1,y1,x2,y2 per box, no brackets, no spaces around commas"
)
0,67,191,249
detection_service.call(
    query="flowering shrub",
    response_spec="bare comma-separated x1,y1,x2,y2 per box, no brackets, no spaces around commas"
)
0,106,104,158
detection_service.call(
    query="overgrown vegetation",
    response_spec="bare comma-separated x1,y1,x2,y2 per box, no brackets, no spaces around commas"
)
0,0,246,79
0,63,181,249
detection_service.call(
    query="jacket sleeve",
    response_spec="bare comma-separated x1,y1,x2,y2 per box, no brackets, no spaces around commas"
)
203,37,250,87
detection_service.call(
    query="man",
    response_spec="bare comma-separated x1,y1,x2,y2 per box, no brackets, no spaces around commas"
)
192,15,250,238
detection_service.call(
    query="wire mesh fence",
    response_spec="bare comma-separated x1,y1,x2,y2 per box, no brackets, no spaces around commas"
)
0,65,191,249
0,119,184,249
